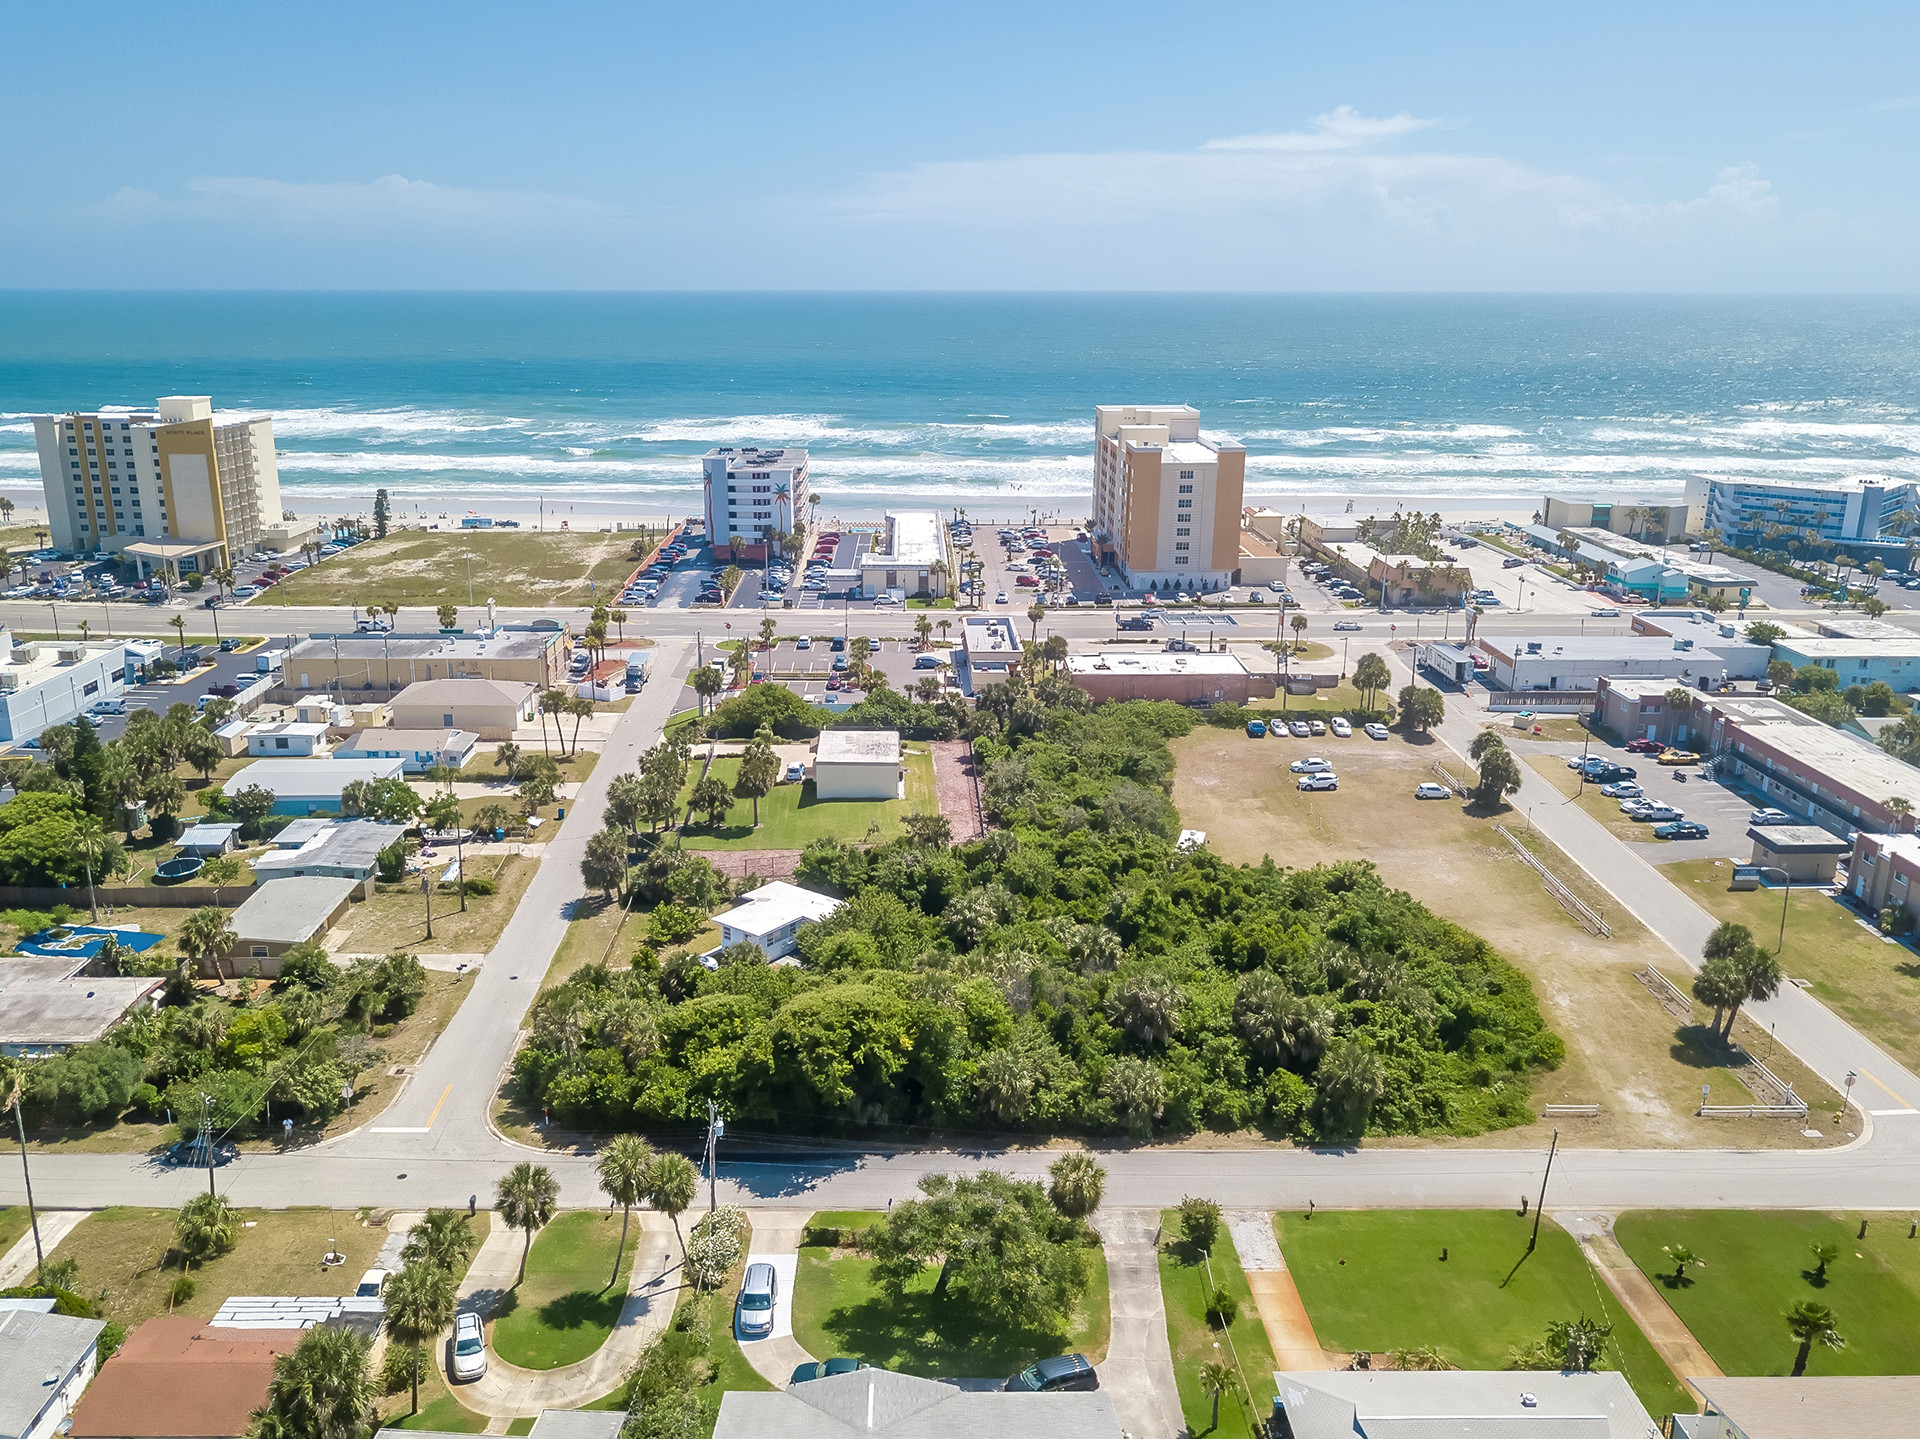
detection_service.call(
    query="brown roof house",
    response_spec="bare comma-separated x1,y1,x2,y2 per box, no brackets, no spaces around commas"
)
69,1316,306,1439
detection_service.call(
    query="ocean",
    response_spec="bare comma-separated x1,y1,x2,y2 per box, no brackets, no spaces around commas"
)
3,293,1919,524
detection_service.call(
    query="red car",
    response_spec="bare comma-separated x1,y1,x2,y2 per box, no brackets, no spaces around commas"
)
1624,737,1663,754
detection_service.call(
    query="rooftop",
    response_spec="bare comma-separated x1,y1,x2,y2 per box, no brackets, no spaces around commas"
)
334,728,474,756
1747,824,1854,854
816,729,902,765
248,721,330,740
1814,617,1920,641
290,631,556,663
704,445,808,472
962,616,1021,653
1688,1374,1920,1439
1773,636,1920,660
70,1317,301,1439
392,676,537,708
715,880,842,938
1485,634,1730,661
1860,832,1920,867
1701,693,1826,729
230,874,360,944
863,511,944,569
252,820,408,876
1068,652,1251,676
1273,1370,1658,1439
223,756,404,796
715,1368,1120,1439
1732,721,1920,811
1323,541,1468,574
0,1306,105,1439
0,957,163,1050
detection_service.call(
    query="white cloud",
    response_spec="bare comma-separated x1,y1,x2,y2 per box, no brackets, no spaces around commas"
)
1201,105,1439,152
98,174,620,235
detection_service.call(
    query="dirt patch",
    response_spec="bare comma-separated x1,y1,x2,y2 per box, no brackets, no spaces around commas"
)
930,739,987,841
1171,726,1840,1150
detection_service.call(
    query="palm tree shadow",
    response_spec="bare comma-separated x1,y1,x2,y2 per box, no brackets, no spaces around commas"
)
1499,1248,1534,1289
1799,1269,1832,1289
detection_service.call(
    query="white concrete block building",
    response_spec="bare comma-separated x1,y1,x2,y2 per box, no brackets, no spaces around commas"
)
813,729,902,799
712,880,843,962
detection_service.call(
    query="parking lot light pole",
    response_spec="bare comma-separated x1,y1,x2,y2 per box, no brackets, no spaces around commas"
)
1752,864,1793,953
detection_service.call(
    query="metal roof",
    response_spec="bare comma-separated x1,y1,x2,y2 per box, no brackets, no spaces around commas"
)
715,1371,1120,1439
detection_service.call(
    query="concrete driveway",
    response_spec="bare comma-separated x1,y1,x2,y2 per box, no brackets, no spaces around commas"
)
736,1210,818,1388
1092,1209,1186,1439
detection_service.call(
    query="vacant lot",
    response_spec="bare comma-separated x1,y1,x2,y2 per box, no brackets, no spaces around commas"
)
259,530,640,608
1279,1209,1690,1418
341,854,539,955
1172,727,1839,1149
1662,858,1920,1071
677,750,939,851
1614,1210,1920,1376
57,1206,386,1330
1159,1211,1279,1439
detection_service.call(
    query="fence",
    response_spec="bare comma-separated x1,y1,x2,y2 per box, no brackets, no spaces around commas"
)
1430,760,1469,797
1635,965,1694,1020
1701,1104,1809,1119
1543,1103,1601,1118
1494,825,1612,937
0,882,258,910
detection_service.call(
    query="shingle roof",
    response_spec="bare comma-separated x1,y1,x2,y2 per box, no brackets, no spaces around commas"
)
393,677,535,709
0,1308,104,1437
1687,1375,1920,1439
1273,1372,1659,1439
70,1317,300,1439
714,1371,1120,1439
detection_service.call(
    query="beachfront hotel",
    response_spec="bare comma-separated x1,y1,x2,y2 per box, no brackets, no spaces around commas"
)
1090,404,1245,591
31,395,303,576
702,444,809,560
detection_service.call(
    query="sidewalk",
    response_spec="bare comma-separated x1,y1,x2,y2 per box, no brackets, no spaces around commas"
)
1556,1212,1720,1407
1226,1210,1327,1372
0,1211,89,1287
1093,1209,1187,1439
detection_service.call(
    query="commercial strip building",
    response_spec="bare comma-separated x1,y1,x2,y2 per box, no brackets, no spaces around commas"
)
0,631,136,744
0,1306,107,1439
1695,692,1920,838
858,511,949,599
0,957,164,1058
1066,651,1274,705
1090,405,1245,591
1273,1370,1657,1439
1769,635,1920,691
1478,634,1738,692
32,394,294,563
1523,524,1748,604
280,627,566,696
712,880,843,962
1540,494,1696,545
812,728,903,799
702,445,809,559
1687,472,1919,549
1627,613,1773,677
390,677,539,738
954,615,1022,694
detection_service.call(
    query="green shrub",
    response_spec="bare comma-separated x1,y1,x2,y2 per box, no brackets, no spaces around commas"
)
460,875,498,896
380,1340,426,1393
1205,1285,1239,1326
1178,1196,1222,1253
169,1274,195,1306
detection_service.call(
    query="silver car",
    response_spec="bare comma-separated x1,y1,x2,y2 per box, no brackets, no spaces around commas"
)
737,1261,778,1338
451,1310,487,1381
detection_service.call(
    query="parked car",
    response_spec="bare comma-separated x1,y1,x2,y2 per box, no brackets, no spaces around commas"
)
1118,616,1153,631
355,1268,389,1299
1246,720,1268,738
1657,748,1702,765
784,762,806,783
996,590,1009,604
1329,717,1352,737
451,1311,488,1381
1590,607,1621,618
736,1262,779,1338
1332,619,1362,632
794,1357,869,1384
1414,782,1452,799
1364,722,1390,740
1629,803,1684,822
1654,820,1710,840
1624,737,1664,754
1288,721,1311,738
1600,782,1644,799
1297,772,1339,791
1006,1354,1099,1394
1503,555,1527,568
1749,808,1793,825
166,1137,237,1168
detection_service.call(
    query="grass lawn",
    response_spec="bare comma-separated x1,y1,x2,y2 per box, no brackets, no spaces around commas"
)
1523,755,1668,841
0,1207,34,1257
1276,1209,1690,1419
1248,680,1388,720
545,895,643,991
460,747,600,785
675,749,938,851
258,530,643,608
380,1366,489,1432
1614,1210,1920,1377
490,1211,641,1370
1660,858,1920,1070
1158,1211,1280,1439
790,1209,1109,1379
344,854,539,955
59,1207,385,1331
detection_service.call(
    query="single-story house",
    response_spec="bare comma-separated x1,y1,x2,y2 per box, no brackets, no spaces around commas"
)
70,1317,306,1439
244,721,331,758
0,957,165,1059
1272,1370,1657,1439
390,678,538,740
0,1306,106,1439
333,727,477,774
379,1410,623,1439
1745,824,1852,885
1676,1374,1920,1439
251,819,408,893
813,729,902,800
175,821,242,857
212,720,250,756
713,1366,1119,1439
223,875,360,976
222,756,405,816
712,880,843,962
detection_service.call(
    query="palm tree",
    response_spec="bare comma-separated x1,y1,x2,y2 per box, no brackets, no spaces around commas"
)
914,615,933,649
494,739,521,780
642,1150,698,1270
401,1208,478,1278
72,820,109,923
597,1134,657,1290
169,614,187,660
937,619,952,645
382,1260,455,1415
1045,1153,1106,1219
436,602,459,630
1027,600,1046,642
426,793,466,911
496,1162,559,1285
1662,1244,1702,1284
179,905,236,984
1809,1241,1840,1282
691,665,724,715
1199,1358,1239,1432
1785,1299,1844,1376
1289,612,1308,650
174,1192,237,1271
254,1324,376,1439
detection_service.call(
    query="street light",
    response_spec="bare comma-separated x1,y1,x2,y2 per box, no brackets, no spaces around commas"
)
1749,864,1794,953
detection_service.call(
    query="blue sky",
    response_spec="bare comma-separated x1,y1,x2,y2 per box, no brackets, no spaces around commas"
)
4,1,1917,290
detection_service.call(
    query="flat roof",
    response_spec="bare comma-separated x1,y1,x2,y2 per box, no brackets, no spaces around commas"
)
1487,635,1727,661
1703,693,1825,729
1774,636,1920,660
0,958,162,1048
1068,653,1250,676
1273,1371,1655,1439
816,729,901,764
1735,723,1920,810
863,511,944,568
1748,824,1853,854
230,875,360,944
1813,617,1920,640
335,728,473,753
223,757,403,796
0,1308,106,1437
962,616,1021,653
1687,1375,1920,1439
715,880,842,938
290,631,555,663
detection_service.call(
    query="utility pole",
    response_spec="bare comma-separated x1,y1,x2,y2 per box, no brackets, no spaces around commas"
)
1527,1127,1559,1253
704,1100,724,1212
12,1094,43,1283
201,1092,217,1198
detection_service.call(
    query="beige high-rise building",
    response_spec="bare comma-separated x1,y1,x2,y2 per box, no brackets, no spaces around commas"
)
32,395,282,572
1091,404,1245,591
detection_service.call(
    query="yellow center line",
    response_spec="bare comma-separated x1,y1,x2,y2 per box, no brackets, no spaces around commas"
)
1857,1068,1910,1109
424,1084,452,1130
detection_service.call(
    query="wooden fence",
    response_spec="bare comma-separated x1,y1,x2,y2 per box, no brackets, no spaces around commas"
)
0,883,257,911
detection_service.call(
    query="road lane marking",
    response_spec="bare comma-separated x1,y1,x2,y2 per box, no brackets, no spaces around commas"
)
1869,1108,1920,1116
1857,1068,1911,1109
424,1084,452,1128
369,1127,430,1133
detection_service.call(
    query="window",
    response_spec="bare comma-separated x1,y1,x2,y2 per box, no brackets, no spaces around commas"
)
1176,527,1190,537
253,945,268,959
1178,499,1192,509
1175,541,1190,551
274,737,289,749
1174,556,1189,565
1178,483,1194,493
1179,471,1195,480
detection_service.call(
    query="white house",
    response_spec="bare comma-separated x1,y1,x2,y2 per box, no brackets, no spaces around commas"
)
0,1304,106,1439
223,756,404,815
1273,1371,1658,1439
712,880,842,962
813,729,902,800
333,727,477,773
244,721,331,758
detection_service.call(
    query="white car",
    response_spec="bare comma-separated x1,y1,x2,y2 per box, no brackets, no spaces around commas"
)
1628,803,1684,822
1414,782,1452,799
1590,608,1621,618
1329,717,1352,737
355,1268,389,1299
1333,619,1362,632
996,590,1009,604
1297,772,1339,791
1308,719,1326,735
1600,782,1644,798
1364,722,1390,740
451,1310,487,1381
1289,757,1333,774
873,594,901,606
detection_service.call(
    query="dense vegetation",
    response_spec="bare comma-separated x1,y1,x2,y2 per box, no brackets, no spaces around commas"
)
518,675,1560,1142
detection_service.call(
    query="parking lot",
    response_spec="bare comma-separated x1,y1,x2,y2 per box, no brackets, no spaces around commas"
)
1528,728,1771,860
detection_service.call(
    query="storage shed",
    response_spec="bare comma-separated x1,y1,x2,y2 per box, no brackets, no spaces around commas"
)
813,729,902,800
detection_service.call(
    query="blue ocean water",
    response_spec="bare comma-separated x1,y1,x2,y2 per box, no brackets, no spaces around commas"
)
3,293,1919,519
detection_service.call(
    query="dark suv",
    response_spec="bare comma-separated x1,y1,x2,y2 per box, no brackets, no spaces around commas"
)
1005,1354,1098,1393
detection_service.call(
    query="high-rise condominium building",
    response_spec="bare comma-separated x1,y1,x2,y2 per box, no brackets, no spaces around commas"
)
1091,405,1246,590
701,446,809,558
32,395,282,571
